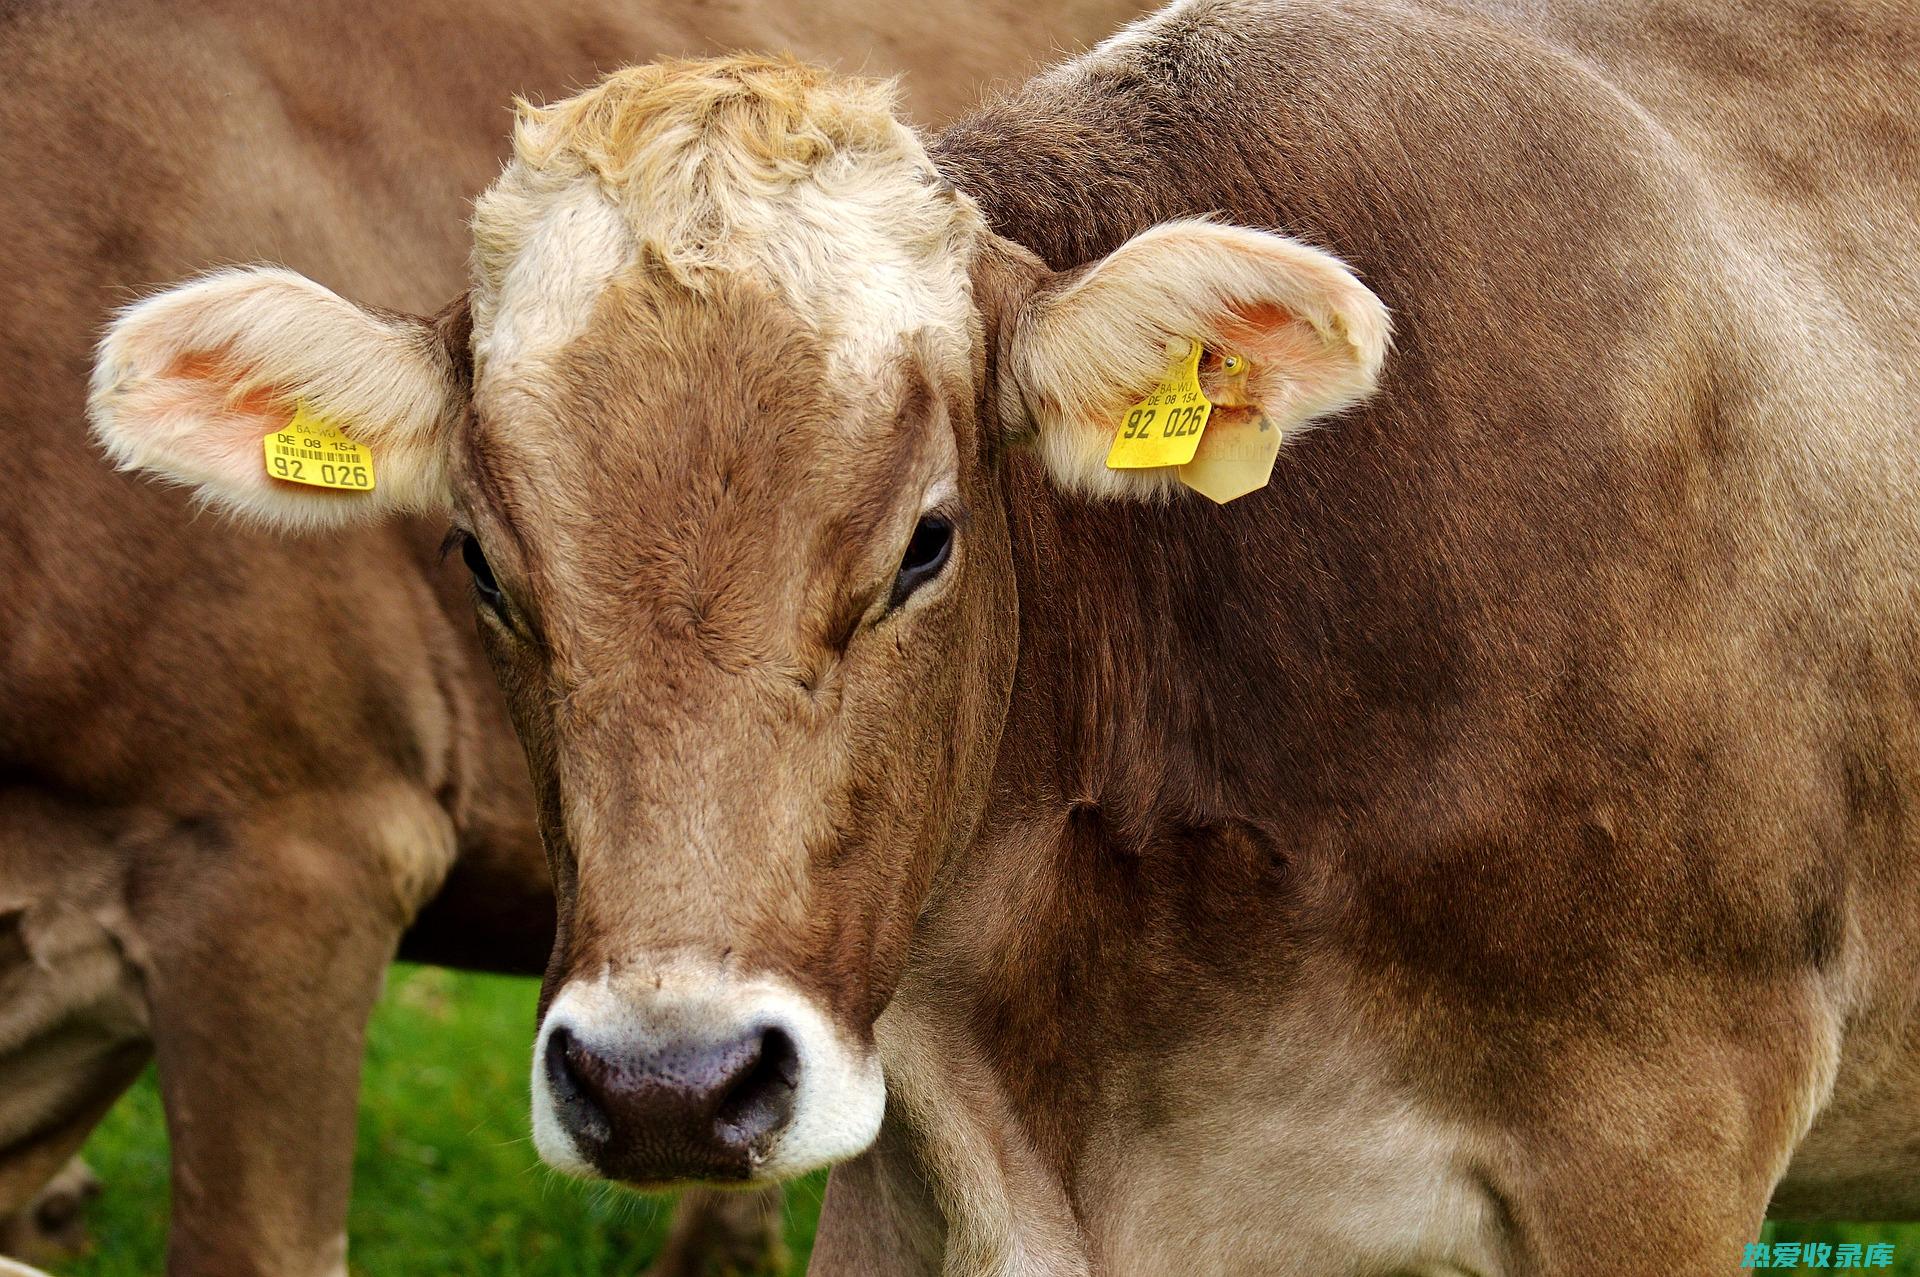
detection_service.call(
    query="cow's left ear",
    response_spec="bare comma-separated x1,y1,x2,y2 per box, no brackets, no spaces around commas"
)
89,267,466,529
1001,220,1389,499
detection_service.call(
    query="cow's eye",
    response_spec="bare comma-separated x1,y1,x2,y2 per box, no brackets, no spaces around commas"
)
888,514,953,610
461,533,506,616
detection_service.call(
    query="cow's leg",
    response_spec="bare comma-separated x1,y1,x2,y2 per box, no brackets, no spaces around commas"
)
1497,1009,1829,1277
139,798,447,1277
0,1158,102,1267
0,801,153,1260
646,1186,787,1277
1518,1155,1772,1277
807,1123,944,1277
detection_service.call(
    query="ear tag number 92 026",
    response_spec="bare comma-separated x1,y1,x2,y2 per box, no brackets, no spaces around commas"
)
263,402,376,491
1105,339,1213,470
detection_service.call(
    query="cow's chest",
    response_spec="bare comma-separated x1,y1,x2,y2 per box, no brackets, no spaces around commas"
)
1074,1011,1508,1277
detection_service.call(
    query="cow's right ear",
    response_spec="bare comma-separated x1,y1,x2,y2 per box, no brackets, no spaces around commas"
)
88,267,465,529
996,220,1388,501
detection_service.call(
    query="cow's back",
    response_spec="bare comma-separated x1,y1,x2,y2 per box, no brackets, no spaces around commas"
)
1,0,582,834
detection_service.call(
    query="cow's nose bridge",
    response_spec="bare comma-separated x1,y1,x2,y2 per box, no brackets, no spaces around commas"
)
560,837,805,963
554,680,809,879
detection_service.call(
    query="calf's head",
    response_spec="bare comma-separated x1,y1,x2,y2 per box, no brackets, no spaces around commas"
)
88,57,1386,1187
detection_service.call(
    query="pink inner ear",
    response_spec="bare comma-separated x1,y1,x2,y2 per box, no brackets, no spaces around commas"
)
1226,301,1295,333
1220,302,1300,357
162,350,282,417
1219,300,1341,406
142,350,292,484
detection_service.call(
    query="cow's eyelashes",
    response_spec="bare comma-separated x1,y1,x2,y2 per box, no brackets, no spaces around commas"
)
886,513,954,612
460,532,508,618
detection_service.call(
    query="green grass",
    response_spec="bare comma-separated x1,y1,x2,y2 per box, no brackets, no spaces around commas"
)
62,965,823,1276
51,964,1920,1274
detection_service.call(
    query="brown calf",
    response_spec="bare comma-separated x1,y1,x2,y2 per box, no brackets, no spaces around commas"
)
2,1,1141,1274
89,0,1920,1272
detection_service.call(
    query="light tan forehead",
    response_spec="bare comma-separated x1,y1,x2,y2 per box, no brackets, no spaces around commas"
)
467,57,983,390
461,268,961,683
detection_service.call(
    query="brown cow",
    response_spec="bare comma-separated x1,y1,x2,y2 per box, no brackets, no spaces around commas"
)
87,0,1920,1272
1,1,1141,1274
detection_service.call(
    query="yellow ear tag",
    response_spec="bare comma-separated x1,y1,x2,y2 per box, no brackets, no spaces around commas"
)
1105,339,1213,470
263,402,376,491
1177,352,1282,504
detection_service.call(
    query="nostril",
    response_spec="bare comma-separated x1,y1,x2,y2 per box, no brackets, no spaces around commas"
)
545,1025,612,1148
545,1025,577,1097
714,1025,800,1152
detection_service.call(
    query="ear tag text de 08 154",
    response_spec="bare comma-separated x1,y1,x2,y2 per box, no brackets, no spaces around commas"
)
263,402,376,491
1105,339,1213,470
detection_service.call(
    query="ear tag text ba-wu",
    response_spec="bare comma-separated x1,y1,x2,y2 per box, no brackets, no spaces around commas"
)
263,402,377,491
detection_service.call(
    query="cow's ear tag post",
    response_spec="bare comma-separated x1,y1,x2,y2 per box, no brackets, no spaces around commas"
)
1106,338,1213,470
263,402,377,491
1177,352,1283,504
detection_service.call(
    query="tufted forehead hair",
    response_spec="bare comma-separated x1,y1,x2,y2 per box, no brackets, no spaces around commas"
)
468,56,984,383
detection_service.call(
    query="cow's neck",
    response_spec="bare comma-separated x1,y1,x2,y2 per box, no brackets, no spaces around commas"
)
877,80,1399,1269
855,447,1361,1274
